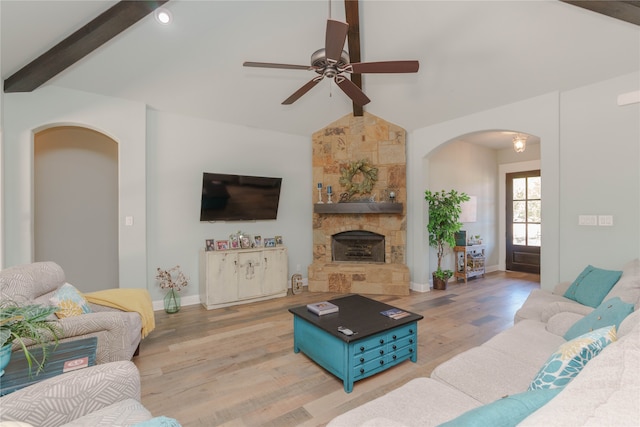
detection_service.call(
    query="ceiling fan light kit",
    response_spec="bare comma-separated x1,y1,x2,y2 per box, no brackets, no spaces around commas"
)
243,19,419,107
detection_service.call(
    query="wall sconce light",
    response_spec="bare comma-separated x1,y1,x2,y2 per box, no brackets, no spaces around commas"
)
513,134,527,153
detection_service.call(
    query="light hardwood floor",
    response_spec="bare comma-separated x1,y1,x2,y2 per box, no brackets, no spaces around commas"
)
134,271,539,427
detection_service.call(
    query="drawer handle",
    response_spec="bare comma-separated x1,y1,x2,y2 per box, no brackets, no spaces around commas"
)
360,357,364,363
409,339,414,344
379,339,384,344
379,350,384,355
360,368,364,374
379,360,384,365
393,355,397,360
409,348,413,353
360,346,365,352
409,329,414,334
392,335,397,340
392,344,397,350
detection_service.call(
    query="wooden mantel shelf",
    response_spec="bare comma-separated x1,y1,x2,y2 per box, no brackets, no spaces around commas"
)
314,202,403,214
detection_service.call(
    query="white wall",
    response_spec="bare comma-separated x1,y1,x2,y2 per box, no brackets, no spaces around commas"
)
427,140,499,272
558,73,640,279
408,92,561,291
146,110,311,302
408,72,640,292
3,86,147,288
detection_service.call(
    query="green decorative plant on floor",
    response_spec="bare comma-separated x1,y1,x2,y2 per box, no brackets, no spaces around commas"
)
425,189,470,288
0,302,61,375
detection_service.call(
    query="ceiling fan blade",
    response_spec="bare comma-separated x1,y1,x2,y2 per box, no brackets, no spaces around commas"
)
335,76,371,106
282,77,323,105
348,61,420,74
325,19,349,62
243,61,313,71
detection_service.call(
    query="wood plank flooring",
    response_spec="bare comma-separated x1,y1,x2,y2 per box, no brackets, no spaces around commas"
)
134,271,539,427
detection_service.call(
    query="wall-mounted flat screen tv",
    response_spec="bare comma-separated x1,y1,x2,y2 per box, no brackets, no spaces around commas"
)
200,172,282,221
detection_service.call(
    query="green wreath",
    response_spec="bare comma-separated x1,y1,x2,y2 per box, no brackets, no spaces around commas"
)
339,159,378,199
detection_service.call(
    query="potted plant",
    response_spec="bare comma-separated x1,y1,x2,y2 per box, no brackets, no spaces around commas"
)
0,302,61,376
425,189,470,290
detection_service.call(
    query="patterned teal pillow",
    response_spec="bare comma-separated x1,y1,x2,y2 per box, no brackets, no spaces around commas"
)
529,326,616,390
49,282,92,318
563,265,622,308
564,297,634,341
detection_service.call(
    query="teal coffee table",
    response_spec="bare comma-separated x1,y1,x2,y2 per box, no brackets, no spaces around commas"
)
289,294,423,393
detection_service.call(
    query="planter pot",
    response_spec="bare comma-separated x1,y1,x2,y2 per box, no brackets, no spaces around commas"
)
163,289,181,314
0,343,12,376
433,274,448,291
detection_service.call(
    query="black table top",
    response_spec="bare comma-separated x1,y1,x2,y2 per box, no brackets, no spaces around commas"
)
289,294,423,343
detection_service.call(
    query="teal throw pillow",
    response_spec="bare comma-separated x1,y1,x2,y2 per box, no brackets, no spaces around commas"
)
564,297,634,341
49,282,92,318
437,388,563,427
529,326,616,390
133,416,181,427
563,265,622,308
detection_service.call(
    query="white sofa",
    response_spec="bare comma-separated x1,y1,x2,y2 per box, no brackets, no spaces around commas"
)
328,259,640,427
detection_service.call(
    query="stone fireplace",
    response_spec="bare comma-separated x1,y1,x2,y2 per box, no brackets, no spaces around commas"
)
308,112,410,296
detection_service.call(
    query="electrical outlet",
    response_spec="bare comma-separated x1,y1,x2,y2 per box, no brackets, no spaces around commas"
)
125,216,134,226
578,215,597,226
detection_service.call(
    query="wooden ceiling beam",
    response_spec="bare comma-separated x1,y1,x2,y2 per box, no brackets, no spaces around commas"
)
345,0,363,117
4,0,170,93
561,1,640,26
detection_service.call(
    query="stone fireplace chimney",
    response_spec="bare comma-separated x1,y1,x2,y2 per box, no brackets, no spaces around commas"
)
308,113,409,296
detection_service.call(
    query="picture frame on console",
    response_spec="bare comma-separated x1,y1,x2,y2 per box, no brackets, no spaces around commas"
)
216,240,229,250
240,235,252,249
253,235,262,247
205,239,215,251
264,238,276,248
230,236,240,249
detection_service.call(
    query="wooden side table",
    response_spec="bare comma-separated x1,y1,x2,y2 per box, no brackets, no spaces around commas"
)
0,337,98,396
454,245,486,283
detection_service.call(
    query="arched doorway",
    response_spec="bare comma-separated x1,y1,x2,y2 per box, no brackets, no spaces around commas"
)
34,126,119,291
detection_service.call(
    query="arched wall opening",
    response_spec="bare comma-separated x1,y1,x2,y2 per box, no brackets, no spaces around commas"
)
406,92,560,293
34,125,119,291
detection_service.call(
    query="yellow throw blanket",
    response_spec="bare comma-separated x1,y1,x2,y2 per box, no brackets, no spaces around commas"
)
85,289,156,338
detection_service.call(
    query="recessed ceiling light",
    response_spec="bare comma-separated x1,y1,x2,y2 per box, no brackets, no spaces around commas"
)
154,8,172,25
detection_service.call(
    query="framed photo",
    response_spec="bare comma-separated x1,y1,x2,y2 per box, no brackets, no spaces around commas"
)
240,234,252,249
205,239,215,251
253,235,262,247
230,236,240,249
275,235,283,246
216,240,229,250
264,237,276,248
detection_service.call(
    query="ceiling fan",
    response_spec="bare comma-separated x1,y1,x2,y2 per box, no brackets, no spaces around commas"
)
243,19,419,107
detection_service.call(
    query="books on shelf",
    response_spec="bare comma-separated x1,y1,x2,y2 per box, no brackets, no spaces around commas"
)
307,301,339,316
380,308,410,320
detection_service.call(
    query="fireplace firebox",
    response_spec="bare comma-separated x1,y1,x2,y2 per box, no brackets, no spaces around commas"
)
332,231,385,263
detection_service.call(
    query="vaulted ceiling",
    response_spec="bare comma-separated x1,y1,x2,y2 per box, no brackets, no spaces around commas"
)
2,1,639,146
